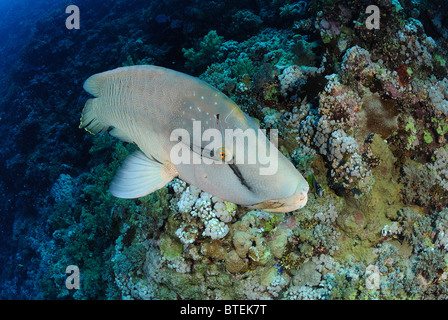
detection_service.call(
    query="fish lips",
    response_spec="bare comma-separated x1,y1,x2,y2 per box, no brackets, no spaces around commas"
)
250,182,309,213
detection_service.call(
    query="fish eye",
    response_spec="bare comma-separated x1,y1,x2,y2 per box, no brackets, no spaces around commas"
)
216,147,232,162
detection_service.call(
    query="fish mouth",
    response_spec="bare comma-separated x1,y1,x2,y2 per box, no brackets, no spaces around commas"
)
250,183,308,213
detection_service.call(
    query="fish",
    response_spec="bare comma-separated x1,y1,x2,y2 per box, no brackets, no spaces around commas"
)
79,65,308,212
305,171,322,197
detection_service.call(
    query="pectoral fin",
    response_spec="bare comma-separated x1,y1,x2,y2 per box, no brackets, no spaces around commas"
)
110,151,178,198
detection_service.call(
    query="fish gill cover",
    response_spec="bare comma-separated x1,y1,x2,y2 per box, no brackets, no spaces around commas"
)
0,0,447,302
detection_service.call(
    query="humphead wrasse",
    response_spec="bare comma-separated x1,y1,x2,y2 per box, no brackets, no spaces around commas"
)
80,65,308,212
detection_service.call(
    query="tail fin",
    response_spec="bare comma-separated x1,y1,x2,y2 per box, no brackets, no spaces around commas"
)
79,73,109,134
83,73,103,97
79,99,109,134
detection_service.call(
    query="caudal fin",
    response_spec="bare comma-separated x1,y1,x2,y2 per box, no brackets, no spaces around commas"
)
79,98,109,134
79,73,110,134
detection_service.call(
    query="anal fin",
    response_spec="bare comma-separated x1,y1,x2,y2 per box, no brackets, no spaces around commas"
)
110,151,178,199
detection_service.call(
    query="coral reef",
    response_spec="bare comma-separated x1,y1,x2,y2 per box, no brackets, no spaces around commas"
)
1,0,448,301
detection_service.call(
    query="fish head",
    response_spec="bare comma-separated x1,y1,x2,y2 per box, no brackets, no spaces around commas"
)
248,165,309,213
173,126,309,213
245,138,309,213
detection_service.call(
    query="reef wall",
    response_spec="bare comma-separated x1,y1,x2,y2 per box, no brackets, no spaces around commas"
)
0,0,447,299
